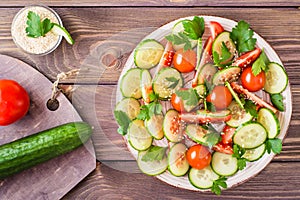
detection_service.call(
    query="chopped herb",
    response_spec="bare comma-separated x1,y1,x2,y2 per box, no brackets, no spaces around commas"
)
137,102,162,121
165,33,192,51
230,20,257,54
26,11,54,38
114,110,131,135
141,146,167,162
266,138,282,154
232,144,247,170
213,42,232,67
244,99,258,118
252,49,270,76
175,88,200,107
204,124,221,148
165,77,180,89
211,177,227,195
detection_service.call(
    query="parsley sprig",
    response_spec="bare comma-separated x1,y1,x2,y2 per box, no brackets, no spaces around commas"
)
166,16,205,51
26,11,54,38
114,110,131,135
213,42,232,67
252,49,270,76
137,94,162,121
141,146,167,162
203,124,221,148
230,20,257,54
175,88,200,107
212,177,227,195
266,138,282,154
232,144,247,170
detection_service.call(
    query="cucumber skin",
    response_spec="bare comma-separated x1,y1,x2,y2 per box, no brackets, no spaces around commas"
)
0,122,92,179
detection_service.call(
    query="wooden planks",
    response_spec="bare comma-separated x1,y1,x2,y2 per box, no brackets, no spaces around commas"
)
0,0,300,7
63,161,300,199
0,8,299,83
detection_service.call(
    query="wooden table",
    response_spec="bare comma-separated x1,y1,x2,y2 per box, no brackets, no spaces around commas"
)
1,1,300,199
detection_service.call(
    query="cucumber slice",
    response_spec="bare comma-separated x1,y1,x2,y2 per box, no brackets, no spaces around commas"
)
137,149,168,176
168,143,189,176
233,122,267,149
120,68,142,99
185,124,209,145
134,39,164,69
163,109,183,142
226,101,253,128
198,63,218,84
257,108,280,139
140,69,153,103
188,166,219,189
264,62,288,94
128,119,153,151
212,32,236,65
242,144,266,162
211,152,238,176
172,20,198,51
145,114,164,140
52,23,74,45
115,97,141,120
153,67,183,99
212,66,241,85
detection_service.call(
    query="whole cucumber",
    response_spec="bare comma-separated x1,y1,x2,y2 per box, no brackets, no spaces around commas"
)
0,122,92,179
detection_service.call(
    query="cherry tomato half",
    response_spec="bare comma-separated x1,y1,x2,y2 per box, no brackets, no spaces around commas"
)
173,49,196,73
206,85,232,110
232,48,261,68
0,79,30,126
210,21,224,40
241,67,266,92
213,143,233,155
171,92,184,113
221,125,236,145
186,144,211,170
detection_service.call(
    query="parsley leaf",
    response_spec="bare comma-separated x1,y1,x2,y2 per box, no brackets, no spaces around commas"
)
230,20,257,54
137,102,162,121
266,138,282,154
175,88,200,107
244,100,258,118
203,124,221,148
270,93,284,112
141,146,167,162
182,16,205,40
114,110,131,135
26,11,54,38
252,49,270,76
211,177,227,195
165,77,180,89
165,32,192,51
213,42,232,67
232,144,247,170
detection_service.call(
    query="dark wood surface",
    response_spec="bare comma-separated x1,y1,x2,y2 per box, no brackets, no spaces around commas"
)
0,2,300,199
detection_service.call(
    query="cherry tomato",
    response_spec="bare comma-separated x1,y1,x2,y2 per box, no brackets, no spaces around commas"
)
232,48,261,68
221,125,236,145
171,92,184,112
186,144,211,169
213,143,233,155
241,67,266,92
210,21,224,40
206,85,232,110
0,79,30,126
173,49,196,73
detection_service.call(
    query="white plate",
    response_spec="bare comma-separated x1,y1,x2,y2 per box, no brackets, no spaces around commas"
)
117,16,292,191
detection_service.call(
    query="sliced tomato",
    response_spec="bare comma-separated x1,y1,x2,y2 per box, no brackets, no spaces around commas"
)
179,110,231,124
221,125,236,145
231,82,278,113
153,41,174,78
232,48,261,68
173,49,196,73
210,21,225,40
213,143,233,155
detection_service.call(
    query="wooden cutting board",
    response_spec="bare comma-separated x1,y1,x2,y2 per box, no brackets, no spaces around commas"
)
0,54,96,200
